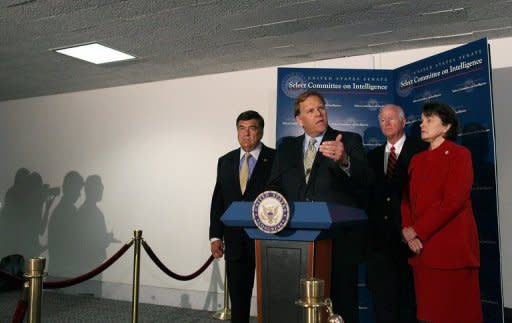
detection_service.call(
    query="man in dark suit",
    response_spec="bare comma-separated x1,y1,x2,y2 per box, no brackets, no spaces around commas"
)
269,91,371,323
209,110,275,323
366,104,425,323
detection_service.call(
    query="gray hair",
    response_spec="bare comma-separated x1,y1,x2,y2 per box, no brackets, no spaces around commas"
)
379,104,405,121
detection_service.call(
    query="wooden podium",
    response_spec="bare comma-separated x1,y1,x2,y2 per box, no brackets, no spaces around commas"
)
221,202,366,323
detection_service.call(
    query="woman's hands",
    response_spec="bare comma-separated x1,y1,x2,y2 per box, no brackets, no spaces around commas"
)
402,226,423,255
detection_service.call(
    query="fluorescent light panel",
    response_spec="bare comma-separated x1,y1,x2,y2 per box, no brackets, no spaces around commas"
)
55,43,135,64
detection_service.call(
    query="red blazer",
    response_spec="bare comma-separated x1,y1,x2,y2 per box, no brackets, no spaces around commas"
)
401,139,480,269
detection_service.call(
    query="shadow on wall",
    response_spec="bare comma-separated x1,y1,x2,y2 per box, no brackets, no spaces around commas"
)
0,169,119,297
203,259,223,311
0,168,57,259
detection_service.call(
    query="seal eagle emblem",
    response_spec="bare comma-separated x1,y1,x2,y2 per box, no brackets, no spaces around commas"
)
252,191,290,234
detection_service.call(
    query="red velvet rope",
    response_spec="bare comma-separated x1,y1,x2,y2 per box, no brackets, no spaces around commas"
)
142,240,214,281
43,240,134,289
11,299,27,323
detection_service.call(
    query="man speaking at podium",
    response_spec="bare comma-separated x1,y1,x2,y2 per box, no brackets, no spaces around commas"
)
269,91,370,323
209,110,275,323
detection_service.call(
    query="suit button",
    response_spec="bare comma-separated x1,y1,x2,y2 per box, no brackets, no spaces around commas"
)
386,197,391,202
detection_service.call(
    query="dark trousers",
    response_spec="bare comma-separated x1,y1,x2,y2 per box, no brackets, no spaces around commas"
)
367,249,417,323
226,258,255,323
330,262,359,323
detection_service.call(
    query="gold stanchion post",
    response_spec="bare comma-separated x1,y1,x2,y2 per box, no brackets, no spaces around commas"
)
295,277,325,323
212,263,231,320
22,280,30,302
24,257,47,323
296,278,345,323
131,230,143,323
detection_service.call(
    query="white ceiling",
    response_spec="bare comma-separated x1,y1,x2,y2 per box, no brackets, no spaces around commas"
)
1,0,512,102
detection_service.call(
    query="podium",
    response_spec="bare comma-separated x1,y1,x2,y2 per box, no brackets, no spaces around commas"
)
221,201,367,323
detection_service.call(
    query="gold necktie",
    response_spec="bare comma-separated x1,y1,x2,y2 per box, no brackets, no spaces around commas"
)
304,138,317,183
240,152,250,194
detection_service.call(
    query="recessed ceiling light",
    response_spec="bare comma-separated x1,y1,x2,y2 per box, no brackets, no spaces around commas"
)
55,43,135,64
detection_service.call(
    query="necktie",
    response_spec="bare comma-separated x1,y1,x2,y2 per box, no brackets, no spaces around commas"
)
304,138,317,183
386,146,397,180
240,152,250,194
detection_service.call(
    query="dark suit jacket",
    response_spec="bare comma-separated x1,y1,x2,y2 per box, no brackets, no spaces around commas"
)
367,137,426,257
269,126,371,263
209,144,275,261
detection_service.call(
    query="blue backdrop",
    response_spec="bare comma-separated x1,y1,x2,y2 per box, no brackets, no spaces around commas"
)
276,38,502,323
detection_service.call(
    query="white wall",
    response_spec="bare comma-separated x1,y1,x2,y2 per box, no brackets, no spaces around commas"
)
0,37,510,311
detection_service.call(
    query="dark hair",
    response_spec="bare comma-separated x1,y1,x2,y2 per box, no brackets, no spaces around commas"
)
422,102,459,141
294,91,326,117
236,110,264,129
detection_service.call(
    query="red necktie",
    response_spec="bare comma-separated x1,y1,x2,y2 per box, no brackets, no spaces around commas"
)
386,146,397,180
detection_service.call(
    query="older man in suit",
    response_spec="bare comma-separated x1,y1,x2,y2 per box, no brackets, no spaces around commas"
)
366,104,425,323
209,110,275,323
269,91,371,323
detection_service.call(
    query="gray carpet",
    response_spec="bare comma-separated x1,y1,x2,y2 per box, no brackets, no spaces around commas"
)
0,290,257,322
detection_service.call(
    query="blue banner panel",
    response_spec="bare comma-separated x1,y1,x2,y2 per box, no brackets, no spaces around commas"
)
276,68,394,150
394,38,502,322
275,38,502,323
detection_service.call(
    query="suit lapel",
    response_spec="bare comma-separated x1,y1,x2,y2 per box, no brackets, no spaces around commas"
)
387,137,414,181
395,138,413,172
246,145,268,191
293,135,309,185
308,127,336,184
376,145,386,180
232,149,242,195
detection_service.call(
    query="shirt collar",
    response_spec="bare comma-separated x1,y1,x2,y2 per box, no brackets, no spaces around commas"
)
386,134,406,155
240,142,262,161
304,131,326,151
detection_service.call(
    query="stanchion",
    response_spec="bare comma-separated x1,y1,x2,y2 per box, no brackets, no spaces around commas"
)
296,277,325,323
212,263,230,320
24,257,47,323
131,230,142,323
296,278,344,323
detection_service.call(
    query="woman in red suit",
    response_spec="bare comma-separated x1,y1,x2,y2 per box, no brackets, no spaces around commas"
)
401,102,482,323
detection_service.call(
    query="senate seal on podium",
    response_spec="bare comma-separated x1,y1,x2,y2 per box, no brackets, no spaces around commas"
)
252,191,290,234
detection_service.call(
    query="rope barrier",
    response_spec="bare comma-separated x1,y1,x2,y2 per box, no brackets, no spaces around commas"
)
3,232,218,323
10,281,29,323
11,298,27,323
0,270,27,322
43,240,134,289
142,240,214,281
